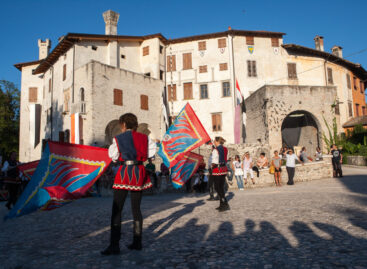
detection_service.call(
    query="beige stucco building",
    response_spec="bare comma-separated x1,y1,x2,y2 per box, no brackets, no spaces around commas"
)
15,10,367,162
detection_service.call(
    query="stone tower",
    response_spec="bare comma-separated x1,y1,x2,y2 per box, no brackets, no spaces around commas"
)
103,10,120,35
38,39,51,60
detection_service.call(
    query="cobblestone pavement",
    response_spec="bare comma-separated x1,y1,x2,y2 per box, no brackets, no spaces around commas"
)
1,166,367,269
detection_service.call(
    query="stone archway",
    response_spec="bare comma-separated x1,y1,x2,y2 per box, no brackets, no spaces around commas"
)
105,120,121,145
281,110,320,153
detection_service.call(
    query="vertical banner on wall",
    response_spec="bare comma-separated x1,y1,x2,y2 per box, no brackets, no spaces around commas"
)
71,113,80,144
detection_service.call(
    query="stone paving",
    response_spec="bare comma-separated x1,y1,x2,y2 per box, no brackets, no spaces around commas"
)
1,166,367,269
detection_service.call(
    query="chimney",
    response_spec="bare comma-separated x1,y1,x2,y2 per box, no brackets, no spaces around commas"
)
38,39,51,60
331,45,343,58
103,10,119,35
314,35,324,51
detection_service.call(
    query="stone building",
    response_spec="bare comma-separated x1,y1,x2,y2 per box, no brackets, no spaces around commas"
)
14,10,367,162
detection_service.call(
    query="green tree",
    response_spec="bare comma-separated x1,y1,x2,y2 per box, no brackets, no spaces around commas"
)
0,80,20,158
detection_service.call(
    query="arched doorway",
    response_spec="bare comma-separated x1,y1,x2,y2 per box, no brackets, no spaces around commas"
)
105,120,121,145
281,110,320,152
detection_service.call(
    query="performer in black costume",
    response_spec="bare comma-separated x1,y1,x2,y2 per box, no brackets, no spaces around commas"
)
2,152,20,210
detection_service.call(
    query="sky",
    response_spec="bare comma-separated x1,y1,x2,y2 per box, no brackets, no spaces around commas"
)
1,0,367,88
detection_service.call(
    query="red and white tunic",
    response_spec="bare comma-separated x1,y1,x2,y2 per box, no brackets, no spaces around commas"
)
209,145,228,176
108,130,156,191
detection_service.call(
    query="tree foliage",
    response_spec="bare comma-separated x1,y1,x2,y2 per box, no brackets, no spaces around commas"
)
0,80,20,158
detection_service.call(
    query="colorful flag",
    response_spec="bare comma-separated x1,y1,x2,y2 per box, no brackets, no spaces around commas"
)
234,79,243,144
235,79,243,106
5,141,111,219
170,152,203,189
18,160,39,181
158,103,210,168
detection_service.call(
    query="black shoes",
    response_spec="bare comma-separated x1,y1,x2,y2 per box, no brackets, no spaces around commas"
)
216,200,230,212
207,197,215,201
101,245,120,255
127,236,142,251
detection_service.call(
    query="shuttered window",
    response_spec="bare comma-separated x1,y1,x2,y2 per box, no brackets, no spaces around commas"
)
200,84,208,99
247,61,257,77
356,104,360,116
59,131,65,143
143,46,149,56
168,84,177,101
346,74,351,89
183,82,193,100
198,41,206,51
335,100,340,115
219,63,228,71
212,113,222,132
271,38,279,47
199,65,207,73
353,77,357,90
348,102,353,117
64,90,70,112
287,63,297,79
63,64,66,81
218,38,226,48
183,53,192,70
29,87,38,103
113,89,123,106
327,68,333,84
360,81,364,94
141,95,149,110
246,36,254,45
48,78,52,92
167,55,176,72
222,82,230,97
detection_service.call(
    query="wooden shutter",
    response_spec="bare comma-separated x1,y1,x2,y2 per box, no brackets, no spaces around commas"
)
212,114,222,131
183,82,193,100
356,104,360,116
346,74,351,89
327,68,333,84
353,77,357,90
168,84,177,101
252,61,257,77
271,38,279,47
246,36,254,45
218,38,226,48
63,64,66,81
219,63,228,71
360,81,364,93
247,61,252,77
29,87,37,102
183,53,192,70
167,55,176,72
199,65,207,73
113,89,123,106
288,63,297,79
348,102,353,117
141,95,149,110
143,46,149,56
198,41,206,50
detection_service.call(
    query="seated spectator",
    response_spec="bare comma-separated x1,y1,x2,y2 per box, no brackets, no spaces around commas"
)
256,153,269,169
299,147,313,163
193,170,207,193
315,147,323,161
145,158,157,189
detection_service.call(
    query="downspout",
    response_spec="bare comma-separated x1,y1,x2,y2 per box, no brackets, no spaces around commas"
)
72,44,75,103
228,31,237,143
50,66,54,141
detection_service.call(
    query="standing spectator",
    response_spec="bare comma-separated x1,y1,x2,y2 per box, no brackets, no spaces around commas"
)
280,146,288,158
207,145,218,201
299,147,313,163
242,152,255,185
160,162,170,186
2,152,20,210
285,148,303,185
271,150,282,187
315,147,323,161
226,157,234,183
232,155,244,190
331,144,343,177
145,158,157,189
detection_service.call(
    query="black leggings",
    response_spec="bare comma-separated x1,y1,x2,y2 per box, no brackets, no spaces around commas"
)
213,175,226,202
6,183,20,207
111,189,142,229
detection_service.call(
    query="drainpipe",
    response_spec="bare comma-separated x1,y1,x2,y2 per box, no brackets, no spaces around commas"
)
72,44,76,103
50,66,54,141
228,31,238,143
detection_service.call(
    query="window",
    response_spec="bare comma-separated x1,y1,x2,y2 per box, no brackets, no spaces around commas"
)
348,102,353,117
271,38,279,47
143,46,149,56
121,54,126,59
335,101,340,115
353,77,357,90
168,84,177,101
29,87,37,103
80,88,85,102
59,131,65,143
48,78,52,92
363,106,366,116
346,74,351,89
141,95,149,110
327,68,333,84
218,38,226,48
167,55,176,72
159,45,163,54
360,81,364,94
199,65,207,73
246,36,254,45
91,45,97,51
183,53,192,70
247,60,257,77
160,70,164,80
222,82,230,97
64,130,70,143
183,82,193,100
113,89,123,106
219,63,228,71
144,72,151,77
287,63,297,79
63,90,70,112
200,84,208,99
212,113,222,132
198,41,206,51
356,103,360,116
63,64,66,81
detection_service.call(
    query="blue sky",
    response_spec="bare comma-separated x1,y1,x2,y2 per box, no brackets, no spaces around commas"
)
1,0,366,88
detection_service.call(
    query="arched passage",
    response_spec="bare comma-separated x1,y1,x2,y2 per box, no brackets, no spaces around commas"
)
105,120,121,145
281,110,320,151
